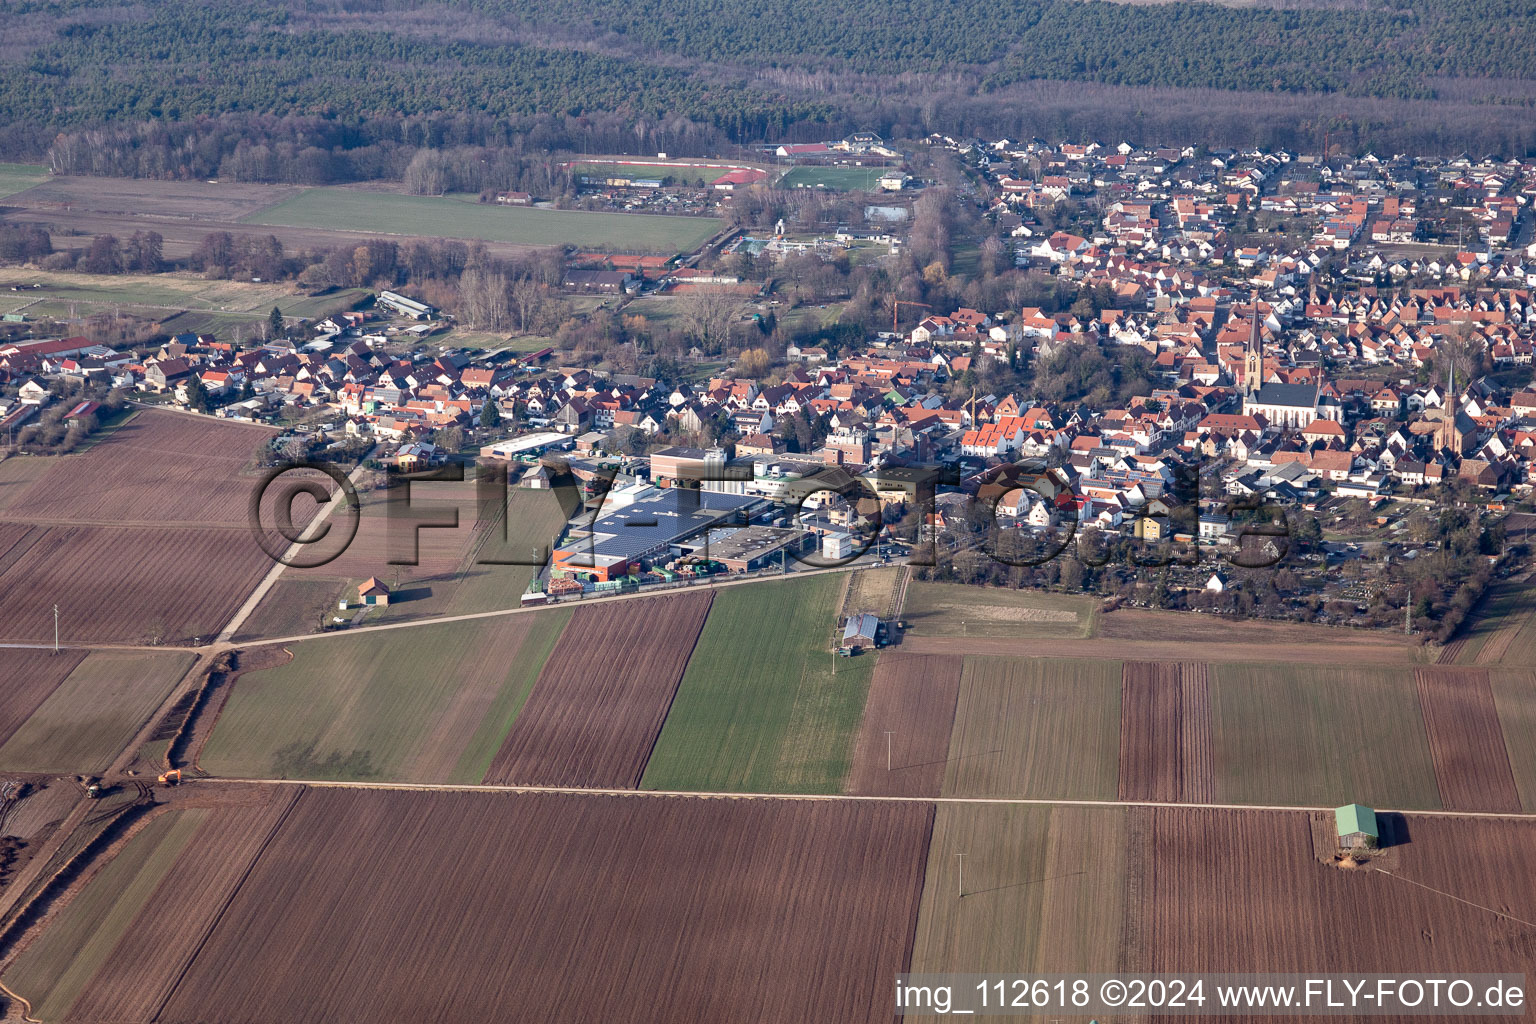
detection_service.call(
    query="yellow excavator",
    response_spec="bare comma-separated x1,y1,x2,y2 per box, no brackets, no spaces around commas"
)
157,769,182,787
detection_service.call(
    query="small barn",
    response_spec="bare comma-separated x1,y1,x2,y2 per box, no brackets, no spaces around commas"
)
842,612,880,651
358,577,391,607
1334,803,1379,850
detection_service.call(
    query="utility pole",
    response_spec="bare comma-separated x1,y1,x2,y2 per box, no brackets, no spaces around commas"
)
885,730,894,772
955,852,965,898
53,603,59,654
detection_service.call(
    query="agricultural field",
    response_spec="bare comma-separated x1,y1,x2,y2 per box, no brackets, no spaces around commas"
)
483,591,713,788
901,582,1095,639
0,410,302,644
1117,661,1213,804
942,656,1122,800
0,163,46,199
233,482,568,640
1490,668,1536,810
0,523,272,645
1140,808,1536,978
0,408,269,523
22,789,933,1024
641,574,876,794
841,566,903,619
1414,667,1521,812
845,653,963,798
777,166,888,191
908,804,1536,1020
50,792,300,1024
908,804,1128,987
0,648,87,751
1441,576,1536,667
242,188,720,253
1207,662,1442,810
0,268,360,322
203,609,571,783
2,808,210,1022
0,651,194,773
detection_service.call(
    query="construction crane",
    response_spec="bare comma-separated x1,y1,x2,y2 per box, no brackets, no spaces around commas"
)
892,300,930,337
157,769,181,787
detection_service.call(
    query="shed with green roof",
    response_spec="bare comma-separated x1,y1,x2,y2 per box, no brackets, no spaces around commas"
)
1334,804,1379,850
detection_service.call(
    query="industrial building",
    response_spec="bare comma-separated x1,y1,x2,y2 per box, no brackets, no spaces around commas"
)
552,489,767,580
479,432,575,461
377,290,437,320
676,525,811,572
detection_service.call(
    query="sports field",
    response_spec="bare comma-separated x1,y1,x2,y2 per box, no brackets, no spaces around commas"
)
242,188,720,253
778,166,887,191
0,162,46,199
641,574,875,793
203,609,571,783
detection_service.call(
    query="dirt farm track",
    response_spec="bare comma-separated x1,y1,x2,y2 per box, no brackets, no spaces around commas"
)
1,178,548,261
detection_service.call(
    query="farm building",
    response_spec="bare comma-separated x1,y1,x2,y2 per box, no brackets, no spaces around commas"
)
842,612,881,650
358,578,391,607
1334,804,1379,850
377,290,436,320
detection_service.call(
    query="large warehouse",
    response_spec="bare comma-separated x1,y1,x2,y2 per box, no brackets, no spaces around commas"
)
552,489,767,580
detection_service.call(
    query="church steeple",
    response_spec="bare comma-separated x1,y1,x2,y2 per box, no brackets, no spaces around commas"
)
1244,290,1264,399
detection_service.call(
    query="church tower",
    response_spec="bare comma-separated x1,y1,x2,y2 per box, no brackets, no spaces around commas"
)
1244,291,1264,398
1436,360,1460,454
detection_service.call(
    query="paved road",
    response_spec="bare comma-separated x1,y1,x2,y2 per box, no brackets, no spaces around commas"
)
215,450,376,645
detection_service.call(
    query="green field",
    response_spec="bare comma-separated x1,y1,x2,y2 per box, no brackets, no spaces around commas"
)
641,574,875,793
903,582,1097,639
778,166,887,191
3,809,206,1021
0,162,46,199
1208,663,1441,809
909,804,1127,991
943,656,1122,800
242,188,720,253
0,652,193,773
203,609,570,783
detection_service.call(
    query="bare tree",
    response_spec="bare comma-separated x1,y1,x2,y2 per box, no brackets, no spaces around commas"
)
678,289,737,355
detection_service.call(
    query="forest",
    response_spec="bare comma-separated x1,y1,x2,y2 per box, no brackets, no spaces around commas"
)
3,0,1536,171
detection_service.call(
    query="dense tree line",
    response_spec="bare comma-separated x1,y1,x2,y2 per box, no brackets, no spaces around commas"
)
4,0,1536,174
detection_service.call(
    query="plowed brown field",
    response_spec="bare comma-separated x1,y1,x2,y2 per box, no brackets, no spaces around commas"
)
1118,662,1213,803
0,411,282,644
1,411,271,524
0,525,270,644
1142,808,1536,1015
846,653,963,797
142,789,933,1024
483,591,713,788
1415,667,1522,812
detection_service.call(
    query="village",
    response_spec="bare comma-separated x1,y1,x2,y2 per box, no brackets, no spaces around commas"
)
1,136,1534,636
